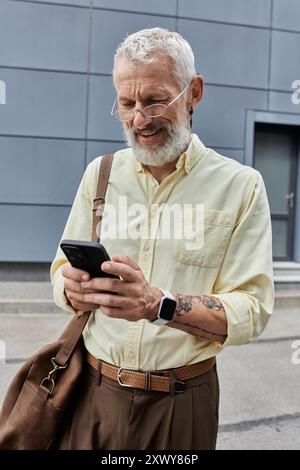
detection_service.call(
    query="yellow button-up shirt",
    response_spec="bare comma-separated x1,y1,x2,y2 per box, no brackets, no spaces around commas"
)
50,134,274,371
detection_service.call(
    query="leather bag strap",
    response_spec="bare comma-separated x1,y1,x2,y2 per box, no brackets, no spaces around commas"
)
54,154,113,366
92,154,113,242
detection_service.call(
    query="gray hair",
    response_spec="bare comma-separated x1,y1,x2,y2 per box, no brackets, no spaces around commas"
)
113,27,196,87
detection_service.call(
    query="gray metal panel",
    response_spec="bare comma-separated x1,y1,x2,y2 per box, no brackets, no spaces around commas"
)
1,0,300,264
90,10,176,74
273,0,300,32
269,91,300,114
87,75,124,140
270,31,300,91
0,68,87,138
0,205,71,262
178,0,271,27
0,1,89,71
194,85,267,148
86,140,125,164
0,137,84,205
93,0,177,15
177,19,270,88
25,1,90,5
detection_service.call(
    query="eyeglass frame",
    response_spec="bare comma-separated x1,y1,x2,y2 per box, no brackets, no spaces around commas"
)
110,81,191,122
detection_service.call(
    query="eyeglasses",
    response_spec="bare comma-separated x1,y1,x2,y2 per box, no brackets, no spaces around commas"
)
111,82,190,122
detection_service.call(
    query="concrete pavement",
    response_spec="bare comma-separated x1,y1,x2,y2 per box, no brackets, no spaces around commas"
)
0,291,299,450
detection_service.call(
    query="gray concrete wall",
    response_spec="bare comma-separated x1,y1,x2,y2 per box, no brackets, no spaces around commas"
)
0,0,300,263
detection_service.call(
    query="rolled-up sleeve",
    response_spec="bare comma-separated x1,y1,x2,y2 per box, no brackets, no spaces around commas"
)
212,170,274,346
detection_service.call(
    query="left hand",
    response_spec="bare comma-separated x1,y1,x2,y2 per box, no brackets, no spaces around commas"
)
80,255,162,321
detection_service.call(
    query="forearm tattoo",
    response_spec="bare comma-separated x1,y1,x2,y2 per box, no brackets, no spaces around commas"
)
175,295,194,315
170,294,227,341
175,294,225,316
172,318,227,340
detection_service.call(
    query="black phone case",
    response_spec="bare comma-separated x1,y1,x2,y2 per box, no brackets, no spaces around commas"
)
60,239,118,278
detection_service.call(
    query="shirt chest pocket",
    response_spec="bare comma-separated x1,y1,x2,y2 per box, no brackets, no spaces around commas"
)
173,208,234,268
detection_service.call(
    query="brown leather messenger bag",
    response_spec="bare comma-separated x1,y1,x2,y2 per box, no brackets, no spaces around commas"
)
0,154,113,450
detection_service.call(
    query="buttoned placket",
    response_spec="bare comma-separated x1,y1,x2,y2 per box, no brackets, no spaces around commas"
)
122,165,185,370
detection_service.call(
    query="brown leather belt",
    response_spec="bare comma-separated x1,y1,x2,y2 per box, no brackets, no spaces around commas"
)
86,351,216,394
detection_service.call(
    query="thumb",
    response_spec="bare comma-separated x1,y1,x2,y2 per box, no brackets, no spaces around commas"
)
111,255,140,271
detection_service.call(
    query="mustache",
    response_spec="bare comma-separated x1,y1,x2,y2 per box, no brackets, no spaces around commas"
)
133,126,162,135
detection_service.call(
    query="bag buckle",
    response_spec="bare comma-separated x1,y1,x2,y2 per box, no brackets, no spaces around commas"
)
93,196,105,213
40,358,68,396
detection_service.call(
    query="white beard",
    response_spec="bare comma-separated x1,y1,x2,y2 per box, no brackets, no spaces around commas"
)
123,121,192,167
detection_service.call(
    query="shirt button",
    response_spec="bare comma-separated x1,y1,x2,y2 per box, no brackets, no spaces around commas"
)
127,351,135,361
144,243,150,252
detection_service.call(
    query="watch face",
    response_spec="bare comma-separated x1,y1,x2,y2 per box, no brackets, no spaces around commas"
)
160,298,176,321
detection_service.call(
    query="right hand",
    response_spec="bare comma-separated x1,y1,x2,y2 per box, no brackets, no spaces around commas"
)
62,264,100,312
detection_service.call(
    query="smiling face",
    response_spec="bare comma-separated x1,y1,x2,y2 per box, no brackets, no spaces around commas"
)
113,53,201,166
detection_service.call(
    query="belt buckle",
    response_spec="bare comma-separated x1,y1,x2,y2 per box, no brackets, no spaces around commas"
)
117,367,133,388
174,379,185,394
117,367,152,391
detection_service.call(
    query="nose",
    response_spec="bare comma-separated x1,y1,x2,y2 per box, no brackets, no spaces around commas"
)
133,109,153,128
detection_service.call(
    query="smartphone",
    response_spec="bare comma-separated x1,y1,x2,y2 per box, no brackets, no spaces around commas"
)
60,239,119,279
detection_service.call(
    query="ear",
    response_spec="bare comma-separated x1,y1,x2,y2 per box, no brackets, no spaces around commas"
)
190,75,204,109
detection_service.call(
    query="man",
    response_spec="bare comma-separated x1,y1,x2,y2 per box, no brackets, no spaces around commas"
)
50,28,274,450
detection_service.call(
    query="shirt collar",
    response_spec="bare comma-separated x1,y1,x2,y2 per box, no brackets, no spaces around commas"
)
135,134,207,175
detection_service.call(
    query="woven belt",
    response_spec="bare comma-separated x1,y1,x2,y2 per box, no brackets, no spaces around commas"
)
86,351,215,394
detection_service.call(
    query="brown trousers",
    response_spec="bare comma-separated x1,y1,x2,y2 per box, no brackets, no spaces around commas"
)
52,361,219,450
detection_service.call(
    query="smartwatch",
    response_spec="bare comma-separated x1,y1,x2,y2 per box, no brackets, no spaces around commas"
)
152,289,177,326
